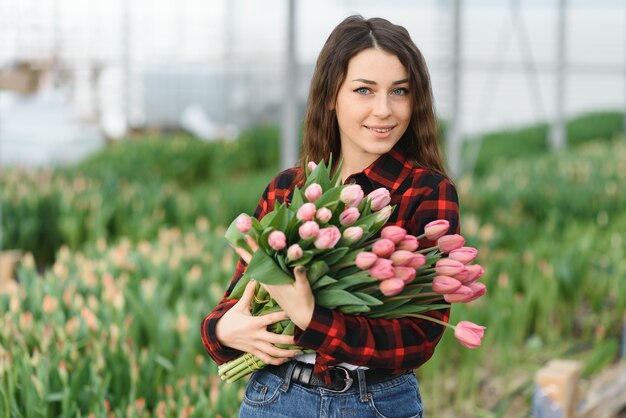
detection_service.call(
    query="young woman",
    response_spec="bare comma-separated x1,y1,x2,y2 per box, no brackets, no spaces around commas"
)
201,15,460,418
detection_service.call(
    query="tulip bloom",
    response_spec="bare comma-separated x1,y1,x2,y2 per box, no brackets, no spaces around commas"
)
393,266,416,284
316,207,333,223
443,285,473,303
424,220,450,241
298,221,319,239
372,238,395,258
464,282,487,303
343,226,364,242
268,230,287,251
340,184,364,208
390,250,414,266
381,225,407,244
449,247,478,264
235,214,252,233
287,244,303,261
408,253,427,270
369,258,395,280
368,187,391,211
304,183,323,202
463,264,485,284
355,251,378,269
438,234,466,254
454,321,486,349
374,205,393,223
308,161,317,172
297,203,316,222
396,235,418,252
380,278,405,296
339,207,360,226
432,275,462,294
435,258,465,277
314,226,341,249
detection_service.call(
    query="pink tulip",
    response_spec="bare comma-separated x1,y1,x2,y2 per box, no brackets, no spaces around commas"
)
394,266,416,284
396,235,419,252
443,285,473,303
287,244,303,261
453,268,471,283
432,276,462,294
339,207,360,226
380,278,405,296
355,251,378,269
375,206,393,223
316,207,333,223
424,220,450,241
463,264,485,284
372,238,395,258
435,259,465,277
449,247,478,264
343,226,363,242
297,203,316,222
308,161,317,172
368,258,395,280
314,226,341,249
381,225,407,244
408,253,427,270
454,321,486,349
368,187,391,211
235,214,252,233
305,183,323,202
268,230,287,251
340,184,364,208
438,234,466,254
464,282,487,303
298,221,319,239
390,250,414,266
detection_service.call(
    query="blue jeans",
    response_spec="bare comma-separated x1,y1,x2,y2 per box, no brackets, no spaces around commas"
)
239,364,423,418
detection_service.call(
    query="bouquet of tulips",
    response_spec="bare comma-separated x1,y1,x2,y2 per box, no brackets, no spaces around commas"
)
218,158,487,382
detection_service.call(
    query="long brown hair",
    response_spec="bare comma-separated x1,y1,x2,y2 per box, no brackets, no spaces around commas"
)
299,15,448,178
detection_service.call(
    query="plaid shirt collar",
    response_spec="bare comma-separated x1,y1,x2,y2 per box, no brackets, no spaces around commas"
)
346,146,414,195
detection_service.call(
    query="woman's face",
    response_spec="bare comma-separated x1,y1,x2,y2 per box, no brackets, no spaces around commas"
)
333,47,412,166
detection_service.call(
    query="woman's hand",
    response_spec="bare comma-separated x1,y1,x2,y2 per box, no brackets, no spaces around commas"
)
215,279,300,365
235,236,315,330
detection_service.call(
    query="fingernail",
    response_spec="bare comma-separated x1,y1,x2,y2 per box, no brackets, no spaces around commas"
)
296,266,306,274
249,278,255,282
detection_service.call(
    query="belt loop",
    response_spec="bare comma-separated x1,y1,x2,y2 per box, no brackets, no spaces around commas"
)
357,369,369,402
280,361,297,392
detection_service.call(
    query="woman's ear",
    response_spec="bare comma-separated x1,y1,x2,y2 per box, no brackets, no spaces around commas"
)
327,100,336,111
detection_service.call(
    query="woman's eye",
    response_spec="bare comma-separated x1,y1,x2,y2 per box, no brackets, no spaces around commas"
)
391,88,408,96
355,87,370,95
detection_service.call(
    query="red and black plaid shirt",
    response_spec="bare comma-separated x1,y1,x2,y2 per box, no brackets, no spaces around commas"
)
201,146,460,378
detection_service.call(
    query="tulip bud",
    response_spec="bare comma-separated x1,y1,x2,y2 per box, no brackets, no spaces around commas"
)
367,187,391,211
454,321,486,349
375,205,393,223
380,278,405,296
372,238,395,258
299,221,319,239
463,264,485,284
435,258,465,277
394,266,416,284
449,247,478,264
453,268,471,283
235,214,252,233
287,244,303,261
297,203,316,222
396,235,418,252
340,184,364,208
356,251,378,269
390,250,414,266
314,226,341,250
424,220,450,241
268,230,287,251
464,282,487,303
339,207,360,226
316,207,333,223
343,226,363,242
368,258,394,280
438,234,466,254
308,161,317,172
432,275,462,294
408,253,427,270
443,285,473,303
381,225,407,244
304,183,323,202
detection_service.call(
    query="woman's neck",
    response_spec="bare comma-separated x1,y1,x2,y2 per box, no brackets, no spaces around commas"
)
339,150,378,183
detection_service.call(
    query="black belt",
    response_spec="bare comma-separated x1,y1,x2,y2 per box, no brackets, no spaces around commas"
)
266,361,395,393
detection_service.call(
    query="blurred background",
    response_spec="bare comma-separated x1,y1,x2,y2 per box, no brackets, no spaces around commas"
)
1,0,625,417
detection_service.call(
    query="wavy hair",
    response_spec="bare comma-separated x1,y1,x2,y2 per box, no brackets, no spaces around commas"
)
299,15,448,178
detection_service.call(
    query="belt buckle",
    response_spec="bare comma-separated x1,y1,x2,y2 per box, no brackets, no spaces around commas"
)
324,366,354,393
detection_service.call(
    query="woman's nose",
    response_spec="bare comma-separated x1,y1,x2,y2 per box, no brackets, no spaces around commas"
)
372,95,392,118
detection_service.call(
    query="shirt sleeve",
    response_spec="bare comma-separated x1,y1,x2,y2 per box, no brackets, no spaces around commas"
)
293,177,460,374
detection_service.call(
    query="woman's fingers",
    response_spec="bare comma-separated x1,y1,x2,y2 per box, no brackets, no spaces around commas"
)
253,341,300,361
245,235,260,252
236,279,257,312
263,331,296,346
259,311,290,326
235,247,252,264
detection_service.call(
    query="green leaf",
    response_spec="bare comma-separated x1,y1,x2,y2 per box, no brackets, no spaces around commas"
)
368,303,450,318
287,250,314,267
311,275,338,290
330,272,377,290
246,250,294,285
276,253,288,272
308,260,329,284
229,275,251,300
319,247,350,265
314,187,344,210
352,292,383,306
338,304,372,314
315,288,381,309
291,187,305,210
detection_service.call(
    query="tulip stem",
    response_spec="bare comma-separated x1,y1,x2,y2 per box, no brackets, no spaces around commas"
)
401,313,454,329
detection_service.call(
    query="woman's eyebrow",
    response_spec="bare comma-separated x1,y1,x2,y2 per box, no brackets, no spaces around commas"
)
351,78,409,85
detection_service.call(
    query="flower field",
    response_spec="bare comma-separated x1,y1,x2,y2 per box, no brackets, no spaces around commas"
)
1,117,625,416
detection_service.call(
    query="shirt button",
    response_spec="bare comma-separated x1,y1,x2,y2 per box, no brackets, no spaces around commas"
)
349,178,356,184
